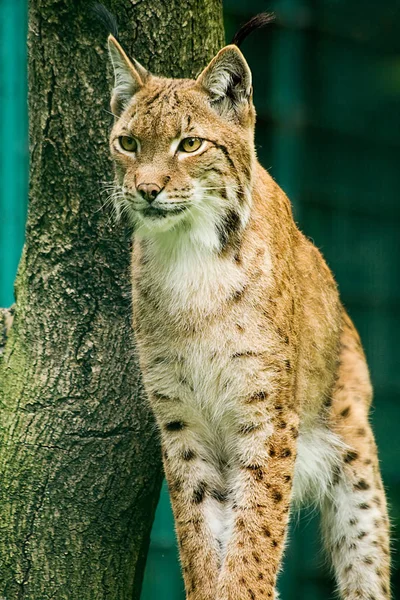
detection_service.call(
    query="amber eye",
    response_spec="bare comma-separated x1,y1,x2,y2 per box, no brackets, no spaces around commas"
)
179,137,203,153
119,136,137,152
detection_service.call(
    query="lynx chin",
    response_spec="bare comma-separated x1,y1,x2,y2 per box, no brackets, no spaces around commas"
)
105,13,390,600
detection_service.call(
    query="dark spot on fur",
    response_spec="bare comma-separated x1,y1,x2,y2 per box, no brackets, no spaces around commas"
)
230,285,247,302
283,474,291,482
345,564,353,573
236,323,245,332
278,421,287,429
245,465,264,481
354,479,370,491
363,557,374,565
340,406,351,418
217,208,241,253
364,458,372,465
248,590,255,600
169,480,182,495
239,423,261,434
262,526,271,537
153,391,173,402
290,426,299,438
141,88,164,108
349,518,358,526
271,489,282,503
211,489,227,502
239,576,246,585
285,359,291,371
349,542,357,550
246,463,262,471
358,531,367,539
332,465,341,485
359,503,370,510
344,450,359,463
182,449,196,461
280,448,292,458
152,356,168,366
233,350,260,359
219,187,228,200
269,448,276,457
248,391,268,402
373,495,382,507
357,427,367,436
335,536,346,550
165,421,186,432
271,539,278,547
252,552,260,563
192,482,207,504
255,468,264,481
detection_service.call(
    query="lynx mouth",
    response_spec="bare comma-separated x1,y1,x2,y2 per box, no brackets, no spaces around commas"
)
141,205,188,219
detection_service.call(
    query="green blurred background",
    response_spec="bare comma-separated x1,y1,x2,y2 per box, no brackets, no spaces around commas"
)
1,0,399,598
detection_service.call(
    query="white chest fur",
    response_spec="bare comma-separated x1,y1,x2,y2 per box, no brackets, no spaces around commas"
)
134,238,343,510
138,240,246,318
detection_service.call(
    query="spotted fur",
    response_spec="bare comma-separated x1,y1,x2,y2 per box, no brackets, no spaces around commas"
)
106,29,390,600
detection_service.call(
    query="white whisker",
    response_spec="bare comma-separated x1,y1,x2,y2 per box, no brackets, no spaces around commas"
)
102,108,132,129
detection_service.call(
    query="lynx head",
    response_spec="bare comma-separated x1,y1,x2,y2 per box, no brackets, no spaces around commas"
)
107,35,257,252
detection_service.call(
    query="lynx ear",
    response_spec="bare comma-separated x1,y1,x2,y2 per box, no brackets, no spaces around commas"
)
108,35,150,116
196,45,252,119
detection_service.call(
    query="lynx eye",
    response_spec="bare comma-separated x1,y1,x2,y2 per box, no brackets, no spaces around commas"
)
179,137,203,153
119,136,137,152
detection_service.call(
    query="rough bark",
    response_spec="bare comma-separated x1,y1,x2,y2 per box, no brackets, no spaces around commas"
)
0,1,224,599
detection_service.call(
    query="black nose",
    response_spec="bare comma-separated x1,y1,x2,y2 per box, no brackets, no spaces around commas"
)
137,183,161,203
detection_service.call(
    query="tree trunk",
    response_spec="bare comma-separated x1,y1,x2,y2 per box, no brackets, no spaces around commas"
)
0,1,224,598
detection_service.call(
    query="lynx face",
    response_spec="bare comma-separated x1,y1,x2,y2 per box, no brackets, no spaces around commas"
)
108,37,256,249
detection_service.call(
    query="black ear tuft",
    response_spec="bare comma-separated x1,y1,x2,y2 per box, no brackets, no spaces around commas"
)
93,2,119,39
231,12,275,48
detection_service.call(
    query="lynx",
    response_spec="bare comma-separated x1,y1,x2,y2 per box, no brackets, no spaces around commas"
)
104,12,390,600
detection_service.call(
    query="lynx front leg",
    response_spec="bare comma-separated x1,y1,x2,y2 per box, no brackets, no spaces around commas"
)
217,401,299,600
161,428,222,600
